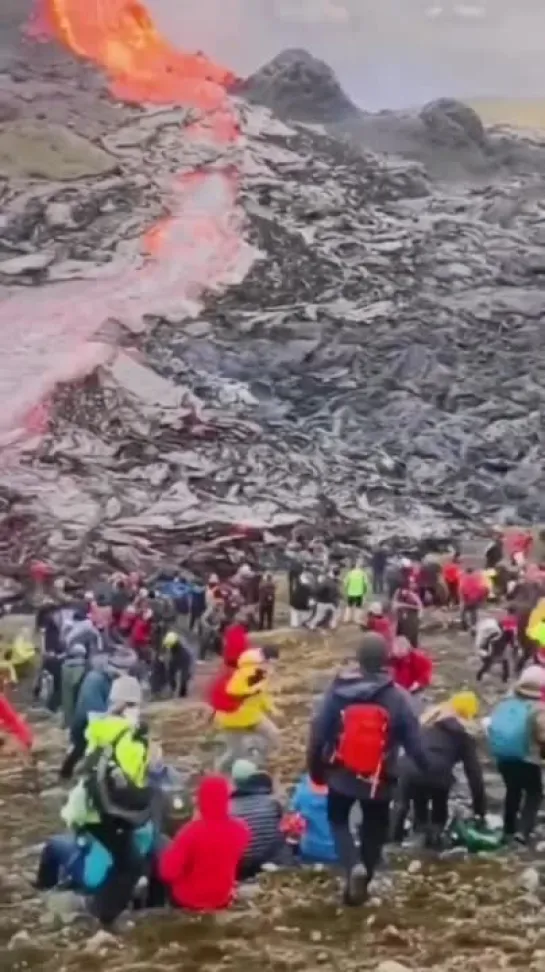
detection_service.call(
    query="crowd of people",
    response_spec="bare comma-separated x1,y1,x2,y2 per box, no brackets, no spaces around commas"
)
0,527,544,928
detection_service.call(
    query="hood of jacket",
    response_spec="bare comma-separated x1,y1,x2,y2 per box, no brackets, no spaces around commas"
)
331,669,393,703
232,771,273,797
514,667,545,701
197,774,231,820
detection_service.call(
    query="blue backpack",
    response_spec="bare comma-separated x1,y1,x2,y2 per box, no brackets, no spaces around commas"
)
488,697,533,762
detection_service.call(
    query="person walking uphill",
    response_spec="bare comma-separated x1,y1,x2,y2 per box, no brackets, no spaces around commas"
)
307,632,428,906
343,562,369,624
488,665,545,844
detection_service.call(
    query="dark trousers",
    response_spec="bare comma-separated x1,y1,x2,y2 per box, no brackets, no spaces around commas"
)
498,760,543,840
461,603,479,631
327,788,390,883
372,571,385,596
59,722,87,780
86,820,143,927
392,777,450,843
396,614,419,649
258,603,274,630
476,633,512,684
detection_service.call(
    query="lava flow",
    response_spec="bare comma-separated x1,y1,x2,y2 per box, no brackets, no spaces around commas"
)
0,0,244,445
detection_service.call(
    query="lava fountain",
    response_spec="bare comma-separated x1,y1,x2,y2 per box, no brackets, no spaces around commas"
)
0,0,243,445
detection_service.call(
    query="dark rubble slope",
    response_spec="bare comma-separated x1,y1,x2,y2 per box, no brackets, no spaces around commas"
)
0,49,544,575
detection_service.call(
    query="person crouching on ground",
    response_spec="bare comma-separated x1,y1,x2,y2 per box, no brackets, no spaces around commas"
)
307,633,429,906
392,691,486,849
389,636,432,698
158,775,250,911
488,665,545,845
229,758,284,877
210,648,280,771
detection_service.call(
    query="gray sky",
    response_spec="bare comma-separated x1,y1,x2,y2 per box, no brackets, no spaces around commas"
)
147,0,545,108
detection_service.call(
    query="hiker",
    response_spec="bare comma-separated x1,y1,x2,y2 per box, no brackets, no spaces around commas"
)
223,613,251,668
488,665,545,844
289,773,337,864
57,675,153,926
484,528,504,570
289,570,313,628
65,607,102,657
363,602,394,646
442,554,462,607
389,636,433,696
307,632,428,906
307,573,339,630
158,775,250,911
391,578,422,648
475,609,517,684
418,554,444,606
392,691,486,849
257,573,276,630
209,648,280,771
370,544,389,597
343,561,369,624
60,642,88,729
229,759,284,877
59,654,114,781
59,651,137,780
162,629,193,698
459,568,488,632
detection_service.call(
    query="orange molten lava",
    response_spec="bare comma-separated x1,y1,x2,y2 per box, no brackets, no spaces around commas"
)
43,0,236,108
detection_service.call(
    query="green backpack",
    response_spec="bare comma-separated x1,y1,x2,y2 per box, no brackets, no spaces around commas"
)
449,817,503,853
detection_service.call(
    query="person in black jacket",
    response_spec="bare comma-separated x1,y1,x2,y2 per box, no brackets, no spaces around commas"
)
392,690,486,849
307,633,428,906
229,759,284,877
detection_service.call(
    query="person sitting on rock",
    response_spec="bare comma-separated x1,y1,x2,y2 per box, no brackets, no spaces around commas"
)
158,775,250,911
389,636,432,698
229,759,284,877
288,772,337,864
392,691,485,850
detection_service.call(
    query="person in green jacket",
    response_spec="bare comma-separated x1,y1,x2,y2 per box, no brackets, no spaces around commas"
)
343,562,369,624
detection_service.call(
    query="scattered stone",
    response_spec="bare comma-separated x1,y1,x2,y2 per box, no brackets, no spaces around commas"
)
8,929,31,949
375,961,412,972
407,859,422,875
84,929,119,953
519,868,541,893
0,252,53,275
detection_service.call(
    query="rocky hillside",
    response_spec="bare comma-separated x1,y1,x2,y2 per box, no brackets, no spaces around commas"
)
0,46,544,576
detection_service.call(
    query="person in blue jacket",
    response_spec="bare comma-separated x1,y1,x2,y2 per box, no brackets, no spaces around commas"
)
290,774,337,864
307,632,428,906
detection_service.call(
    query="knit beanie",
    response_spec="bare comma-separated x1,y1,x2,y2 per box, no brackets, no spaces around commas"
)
231,759,258,785
108,674,142,711
357,632,389,674
449,691,479,721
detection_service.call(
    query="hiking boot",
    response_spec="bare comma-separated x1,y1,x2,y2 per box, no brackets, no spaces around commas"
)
342,863,369,906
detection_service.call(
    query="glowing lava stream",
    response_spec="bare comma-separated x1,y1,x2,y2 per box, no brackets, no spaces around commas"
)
0,1,243,446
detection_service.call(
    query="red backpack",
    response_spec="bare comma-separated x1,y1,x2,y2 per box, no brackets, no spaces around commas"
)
334,703,390,794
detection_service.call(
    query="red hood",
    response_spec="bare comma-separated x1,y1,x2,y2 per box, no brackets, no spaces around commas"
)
223,624,248,667
197,775,230,820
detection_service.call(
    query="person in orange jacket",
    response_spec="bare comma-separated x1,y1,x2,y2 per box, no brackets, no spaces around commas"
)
459,567,488,632
442,555,462,607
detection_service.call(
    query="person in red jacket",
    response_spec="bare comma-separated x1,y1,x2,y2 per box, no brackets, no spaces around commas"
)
390,636,433,695
363,603,394,646
158,775,250,911
129,608,153,656
223,614,250,669
459,567,488,632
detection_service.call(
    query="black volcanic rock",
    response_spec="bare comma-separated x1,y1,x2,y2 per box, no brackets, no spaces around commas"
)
420,98,487,148
238,48,360,124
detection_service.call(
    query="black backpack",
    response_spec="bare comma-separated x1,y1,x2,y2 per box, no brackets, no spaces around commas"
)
85,727,152,828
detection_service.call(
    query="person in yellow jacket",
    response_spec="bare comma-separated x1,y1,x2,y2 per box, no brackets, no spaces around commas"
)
343,561,369,624
211,649,280,771
61,674,153,927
